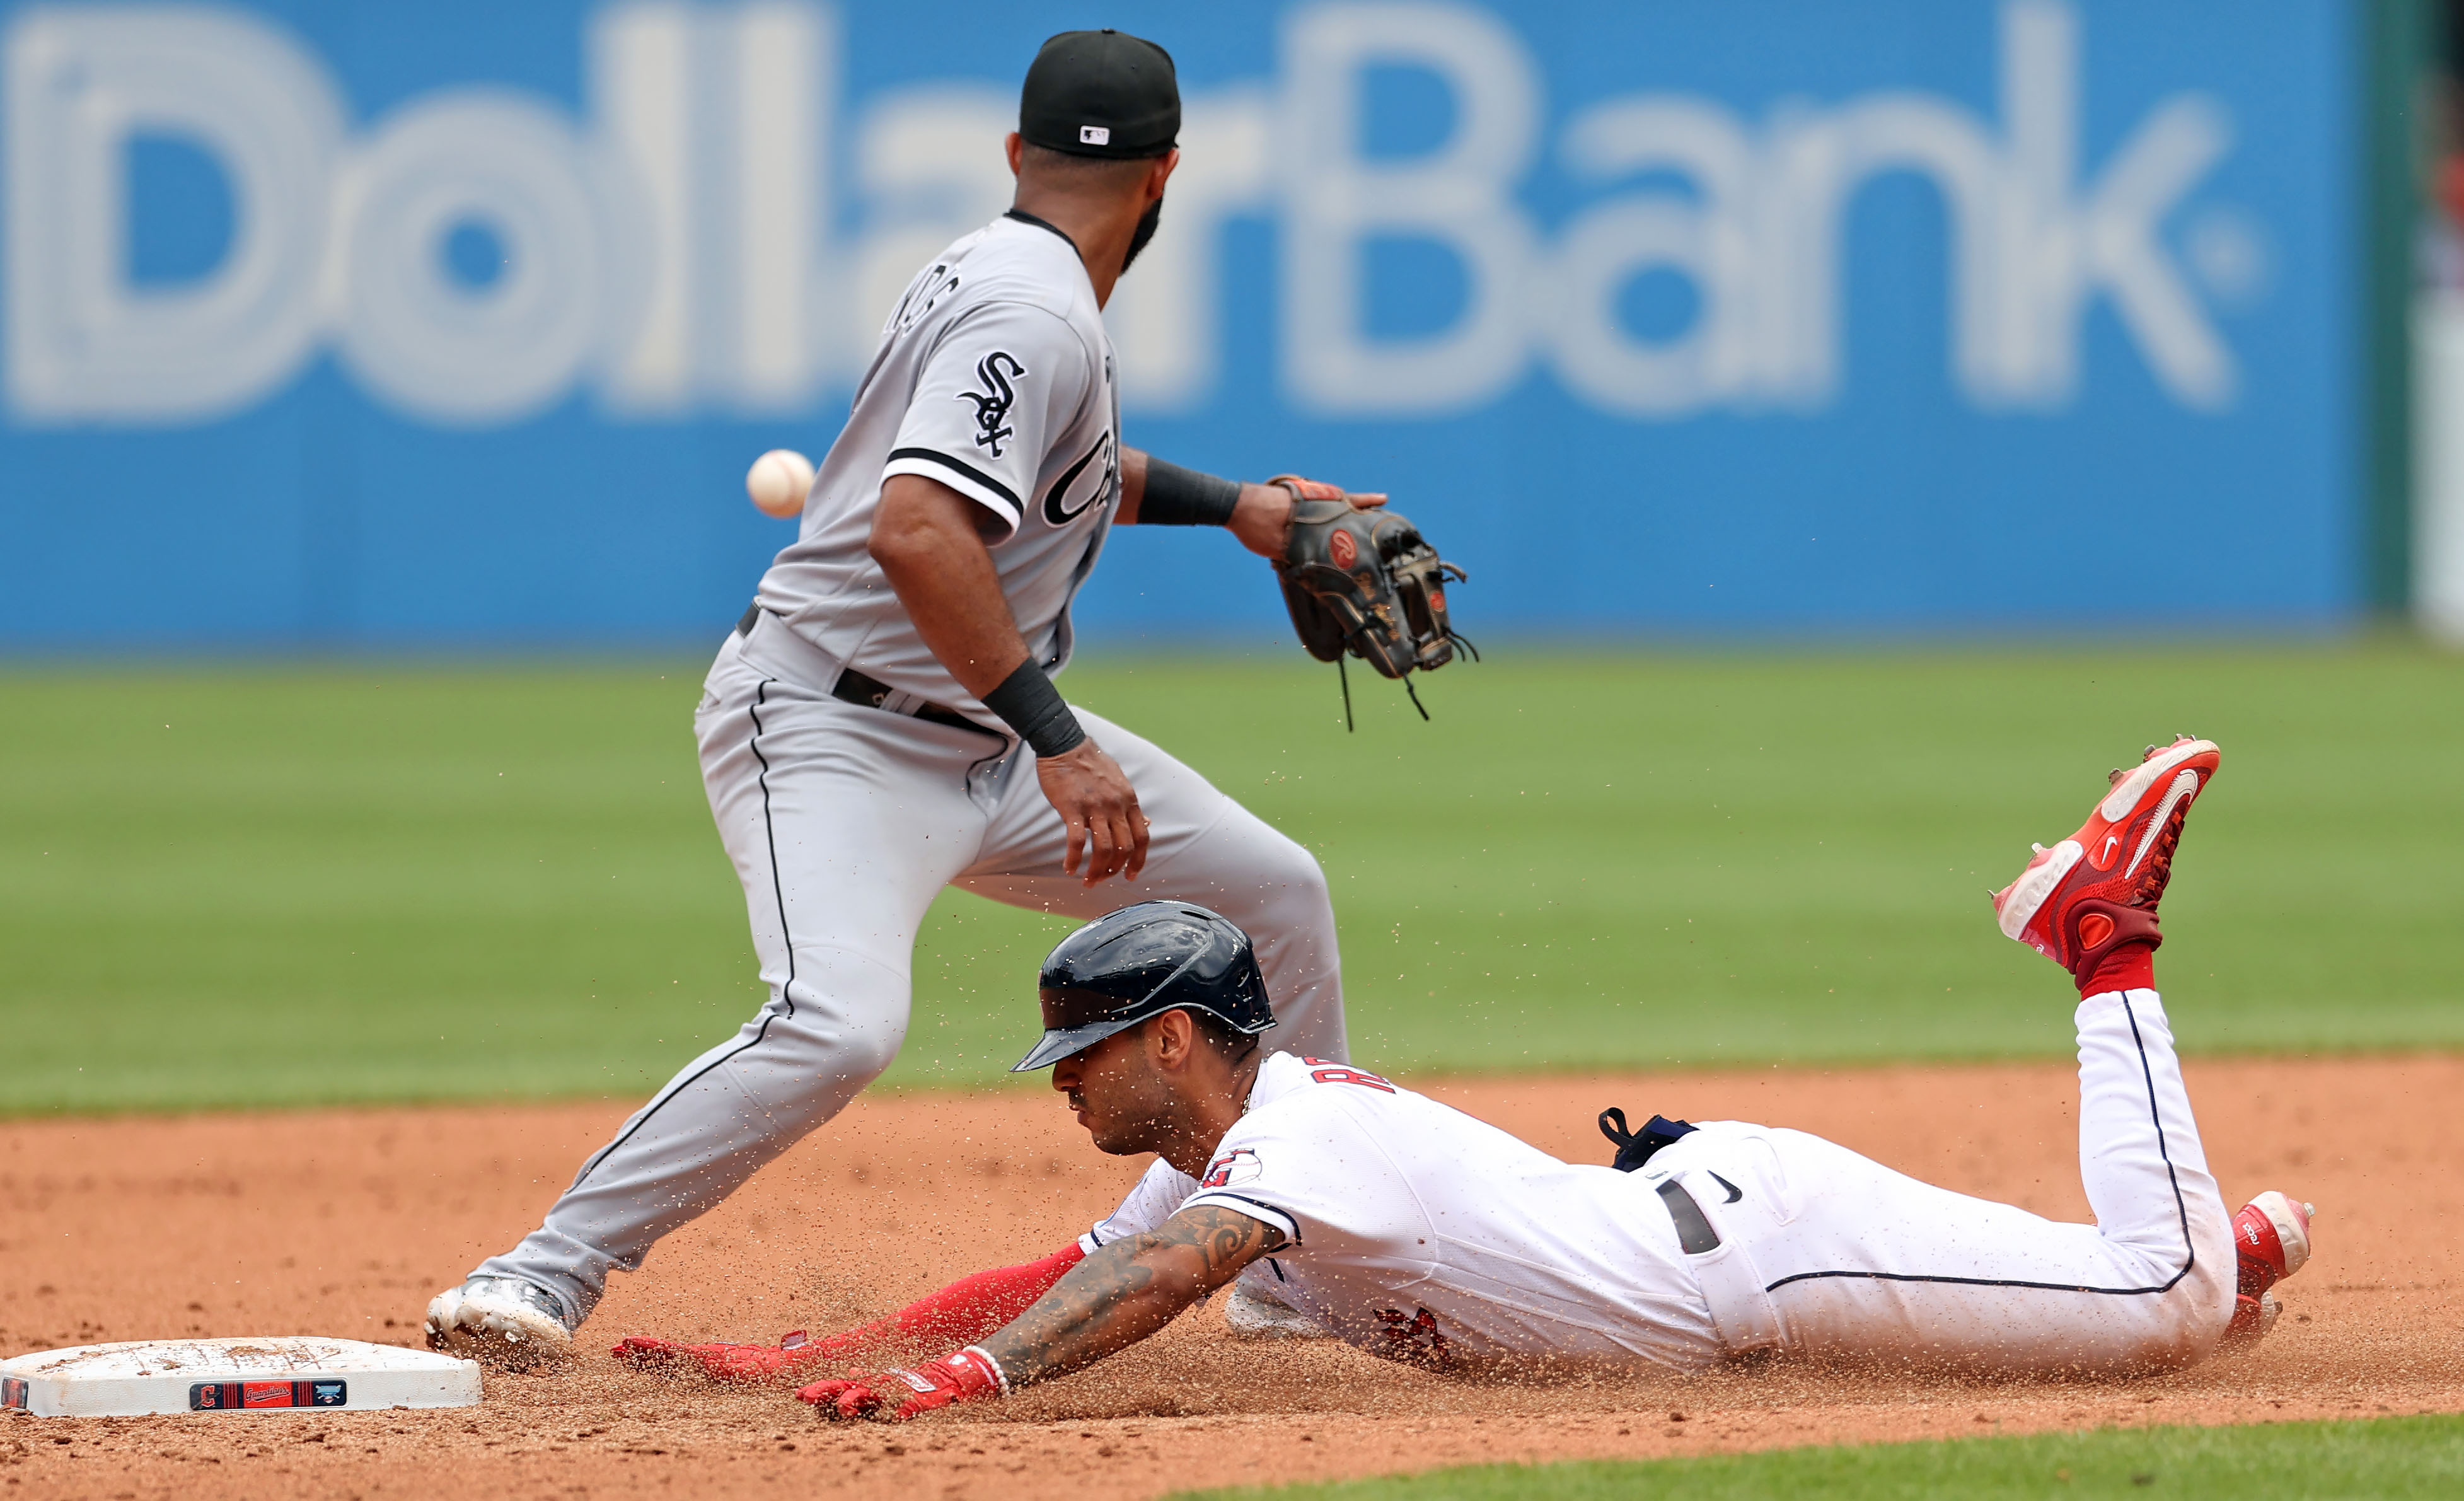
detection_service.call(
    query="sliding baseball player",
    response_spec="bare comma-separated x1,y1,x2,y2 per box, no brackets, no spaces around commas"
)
426,28,1465,1362
614,738,2316,1408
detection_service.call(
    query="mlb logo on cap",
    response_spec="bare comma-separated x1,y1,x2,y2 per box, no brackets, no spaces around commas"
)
1019,30,1179,159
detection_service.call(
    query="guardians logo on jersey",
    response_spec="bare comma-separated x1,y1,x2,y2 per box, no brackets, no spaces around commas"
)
1201,1148,1263,1189
958,351,1026,458
1374,1306,1456,1369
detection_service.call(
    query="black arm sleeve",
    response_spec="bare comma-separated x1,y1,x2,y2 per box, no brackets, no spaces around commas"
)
1136,458,1242,527
981,660,1087,758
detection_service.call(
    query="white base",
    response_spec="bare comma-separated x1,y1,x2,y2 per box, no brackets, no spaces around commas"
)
1,1337,480,1417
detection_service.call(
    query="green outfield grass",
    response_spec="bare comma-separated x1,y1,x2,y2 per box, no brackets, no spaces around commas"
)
2,640,2459,1113
1174,1413,2464,1500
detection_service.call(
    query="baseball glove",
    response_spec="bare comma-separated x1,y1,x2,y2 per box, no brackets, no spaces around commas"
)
1270,475,1472,724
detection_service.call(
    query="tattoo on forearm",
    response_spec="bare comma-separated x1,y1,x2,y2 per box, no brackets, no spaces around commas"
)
981,1206,1286,1389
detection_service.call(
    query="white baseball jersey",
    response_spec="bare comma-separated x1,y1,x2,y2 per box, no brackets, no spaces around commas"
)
753,212,1119,723
1079,991,2241,1379
1080,1051,1723,1371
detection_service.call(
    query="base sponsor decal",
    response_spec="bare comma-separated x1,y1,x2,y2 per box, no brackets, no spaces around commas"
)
1,1376,26,1410
190,1379,347,1411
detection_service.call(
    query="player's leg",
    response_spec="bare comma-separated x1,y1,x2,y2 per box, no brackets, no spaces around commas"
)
1672,738,2254,1374
1677,985,2235,1373
434,641,989,1352
956,704,1348,1061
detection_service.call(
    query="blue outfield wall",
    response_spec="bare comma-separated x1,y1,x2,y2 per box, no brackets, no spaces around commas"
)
0,0,2357,647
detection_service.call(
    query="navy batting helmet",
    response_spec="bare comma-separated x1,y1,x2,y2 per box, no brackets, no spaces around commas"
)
1009,901,1274,1072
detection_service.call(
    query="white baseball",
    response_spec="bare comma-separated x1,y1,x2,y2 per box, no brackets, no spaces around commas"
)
746,449,815,518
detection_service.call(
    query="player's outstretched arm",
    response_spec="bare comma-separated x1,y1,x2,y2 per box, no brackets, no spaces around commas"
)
611,1241,1089,1384
981,1204,1283,1385
1116,446,1384,559
797,1205,1281,1420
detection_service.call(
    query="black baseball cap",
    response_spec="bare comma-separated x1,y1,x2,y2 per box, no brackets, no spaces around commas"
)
1019,29,1179,159
1012,903,1274,1072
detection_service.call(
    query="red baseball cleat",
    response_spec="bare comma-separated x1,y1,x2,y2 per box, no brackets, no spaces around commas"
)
2221,1190,2315,1347
1992,736,2221,989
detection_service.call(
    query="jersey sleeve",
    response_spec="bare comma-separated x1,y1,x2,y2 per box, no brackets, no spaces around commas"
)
1079,1156,1199,1255
1178,1095,1413,1250
884,299,1093,535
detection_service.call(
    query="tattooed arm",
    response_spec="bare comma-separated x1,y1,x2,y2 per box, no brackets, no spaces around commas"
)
980,1205,1286,1388
797,1204,1288,1419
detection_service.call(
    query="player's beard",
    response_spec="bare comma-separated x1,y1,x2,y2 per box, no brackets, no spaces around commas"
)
1120,195,1164,274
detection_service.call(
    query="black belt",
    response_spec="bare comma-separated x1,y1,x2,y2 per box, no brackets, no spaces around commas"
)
735,604,985,734
1656,1179,1722,1255
1599,1108,1725,1255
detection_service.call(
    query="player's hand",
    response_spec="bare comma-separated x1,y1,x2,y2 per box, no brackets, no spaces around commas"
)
797,1348,1002,1422
612,1333,830,1385
1229,476,1385,560
1036,738,1149,884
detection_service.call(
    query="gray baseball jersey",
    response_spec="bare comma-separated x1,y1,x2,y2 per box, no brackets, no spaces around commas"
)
755,212,1119,725
458,216,1351,1332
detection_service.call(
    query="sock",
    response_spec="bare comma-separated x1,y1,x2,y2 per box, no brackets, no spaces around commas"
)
2078,940,2156,997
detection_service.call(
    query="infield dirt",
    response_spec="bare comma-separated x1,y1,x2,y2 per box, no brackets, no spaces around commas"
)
5,1054,2460,1499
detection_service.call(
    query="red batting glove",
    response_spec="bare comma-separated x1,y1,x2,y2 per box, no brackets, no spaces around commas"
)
797,1347,1005,1422
611,1330,825,1384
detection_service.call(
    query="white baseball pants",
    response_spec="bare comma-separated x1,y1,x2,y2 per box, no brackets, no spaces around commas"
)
1653,989,2237,1374
478,630,1346,1321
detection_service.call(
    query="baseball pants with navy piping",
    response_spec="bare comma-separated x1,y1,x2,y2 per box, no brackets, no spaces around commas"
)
1648,990,2237,1374
474,630,1348,1322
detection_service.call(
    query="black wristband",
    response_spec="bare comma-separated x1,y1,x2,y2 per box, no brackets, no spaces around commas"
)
981,660,1087,758
1137,458,1242,527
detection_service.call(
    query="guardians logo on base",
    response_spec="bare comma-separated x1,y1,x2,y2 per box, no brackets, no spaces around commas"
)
1,1376,26,1410
190,1380,349,1411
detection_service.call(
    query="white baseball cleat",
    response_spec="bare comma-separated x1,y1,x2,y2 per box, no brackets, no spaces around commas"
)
1223,1280,1331,1340
424,1277,576,1369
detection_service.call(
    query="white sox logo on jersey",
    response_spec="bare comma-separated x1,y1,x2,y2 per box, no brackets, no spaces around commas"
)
959,351,1026,458
1041,429,1117,527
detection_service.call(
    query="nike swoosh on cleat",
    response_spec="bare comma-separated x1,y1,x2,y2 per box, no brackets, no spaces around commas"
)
2124,768,2201,879
2099,739,2214,823
2100,833,2121,866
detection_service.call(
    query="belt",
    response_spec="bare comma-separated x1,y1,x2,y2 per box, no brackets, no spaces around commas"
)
734,604,987,735
1653,1171,1786,1357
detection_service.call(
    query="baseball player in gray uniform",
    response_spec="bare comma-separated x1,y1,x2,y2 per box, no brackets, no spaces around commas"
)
427,29,1373,1363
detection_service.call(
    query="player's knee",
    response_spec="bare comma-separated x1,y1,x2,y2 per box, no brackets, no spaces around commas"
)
829,1023,906,1087
2125,1270,2236,1371
751,961,911,1099
1256,832,1333,924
